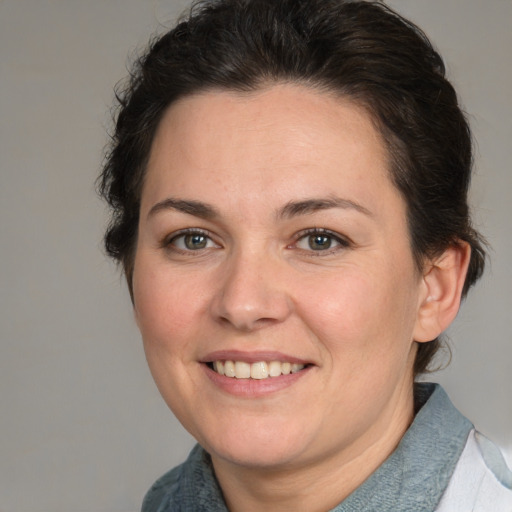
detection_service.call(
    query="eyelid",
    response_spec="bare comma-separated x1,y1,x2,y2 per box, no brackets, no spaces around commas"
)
162,228,220,252
291,228,352,253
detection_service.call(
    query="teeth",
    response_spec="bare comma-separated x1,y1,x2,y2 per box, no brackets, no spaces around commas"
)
268,361,282,377
250,362,268,379
235,361,251,379
211,360,305,379
213,361,225,376
224,360,236,377
291,363,303,373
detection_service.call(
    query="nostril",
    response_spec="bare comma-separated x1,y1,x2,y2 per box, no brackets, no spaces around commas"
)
210,263,293,331
217,314,281,332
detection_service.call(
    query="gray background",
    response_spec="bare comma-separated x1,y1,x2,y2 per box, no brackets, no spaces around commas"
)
1,1,510,510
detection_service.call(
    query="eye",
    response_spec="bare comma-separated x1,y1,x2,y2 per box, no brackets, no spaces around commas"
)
294,229,349,253
167,229,219,251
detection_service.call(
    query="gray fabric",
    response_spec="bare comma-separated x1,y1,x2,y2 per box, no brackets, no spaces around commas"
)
142,383,473,512
142,445,226,512
330,384,472,511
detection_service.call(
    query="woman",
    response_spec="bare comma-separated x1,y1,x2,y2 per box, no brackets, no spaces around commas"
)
99,0,512,510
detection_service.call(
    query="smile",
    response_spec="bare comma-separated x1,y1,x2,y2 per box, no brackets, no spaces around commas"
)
210,360,306,379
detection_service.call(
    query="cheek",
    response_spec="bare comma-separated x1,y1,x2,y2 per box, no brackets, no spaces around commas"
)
295,264,419,363
133,260,206,352
132,262,207,413
297,270,379,331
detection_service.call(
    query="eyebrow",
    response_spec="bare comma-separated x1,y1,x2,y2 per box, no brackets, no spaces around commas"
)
147,195,372,221
278,197,373,219
148,198,219,220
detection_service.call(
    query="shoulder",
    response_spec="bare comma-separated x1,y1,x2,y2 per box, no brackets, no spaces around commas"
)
141,461,184,512
141,444,228,512
436,429,512,512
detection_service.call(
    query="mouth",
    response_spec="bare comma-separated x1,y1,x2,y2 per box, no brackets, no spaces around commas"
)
206,360,310,380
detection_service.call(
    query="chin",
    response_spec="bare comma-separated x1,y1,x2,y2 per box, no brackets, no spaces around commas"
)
198,420,314,470
211,441,305,470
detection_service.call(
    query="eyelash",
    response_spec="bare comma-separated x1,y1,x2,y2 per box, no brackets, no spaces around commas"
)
163,228,219,254
291,228,351,256
162,227,351,256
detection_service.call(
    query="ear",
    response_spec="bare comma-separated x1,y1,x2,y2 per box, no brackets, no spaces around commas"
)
413,242,471,343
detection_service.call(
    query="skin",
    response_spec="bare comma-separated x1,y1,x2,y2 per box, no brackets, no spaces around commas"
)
132,84,470,511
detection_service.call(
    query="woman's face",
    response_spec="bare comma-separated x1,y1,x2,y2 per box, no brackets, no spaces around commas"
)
133,85,428,471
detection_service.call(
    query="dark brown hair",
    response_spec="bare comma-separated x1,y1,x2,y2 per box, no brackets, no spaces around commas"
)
99,0,486,375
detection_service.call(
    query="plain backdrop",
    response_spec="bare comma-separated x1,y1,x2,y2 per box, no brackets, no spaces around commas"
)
1,1,510,510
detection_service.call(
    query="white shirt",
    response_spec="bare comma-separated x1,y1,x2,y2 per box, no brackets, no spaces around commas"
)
436,429,512,511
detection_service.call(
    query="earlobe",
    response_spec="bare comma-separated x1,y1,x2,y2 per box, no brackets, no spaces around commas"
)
414,242,471,343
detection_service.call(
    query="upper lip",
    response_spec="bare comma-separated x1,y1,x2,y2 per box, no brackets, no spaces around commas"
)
200,350,312,365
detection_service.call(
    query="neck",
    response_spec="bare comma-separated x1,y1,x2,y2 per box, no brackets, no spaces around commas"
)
212,382,415,512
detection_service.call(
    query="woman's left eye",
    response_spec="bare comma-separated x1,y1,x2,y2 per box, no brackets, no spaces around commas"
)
167,231,218,251
294,230,349,253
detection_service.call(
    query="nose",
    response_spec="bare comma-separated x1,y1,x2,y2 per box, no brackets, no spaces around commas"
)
210,249,293,332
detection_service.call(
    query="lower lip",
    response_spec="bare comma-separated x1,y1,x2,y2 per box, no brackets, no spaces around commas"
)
202,364,312,397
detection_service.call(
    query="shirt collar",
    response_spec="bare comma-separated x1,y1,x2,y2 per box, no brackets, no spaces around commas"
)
330,383,473,511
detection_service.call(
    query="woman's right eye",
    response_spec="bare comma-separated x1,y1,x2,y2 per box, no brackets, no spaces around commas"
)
166,230,219,252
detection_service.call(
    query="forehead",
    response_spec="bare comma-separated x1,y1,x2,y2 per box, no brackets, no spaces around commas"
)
142,84,398,218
